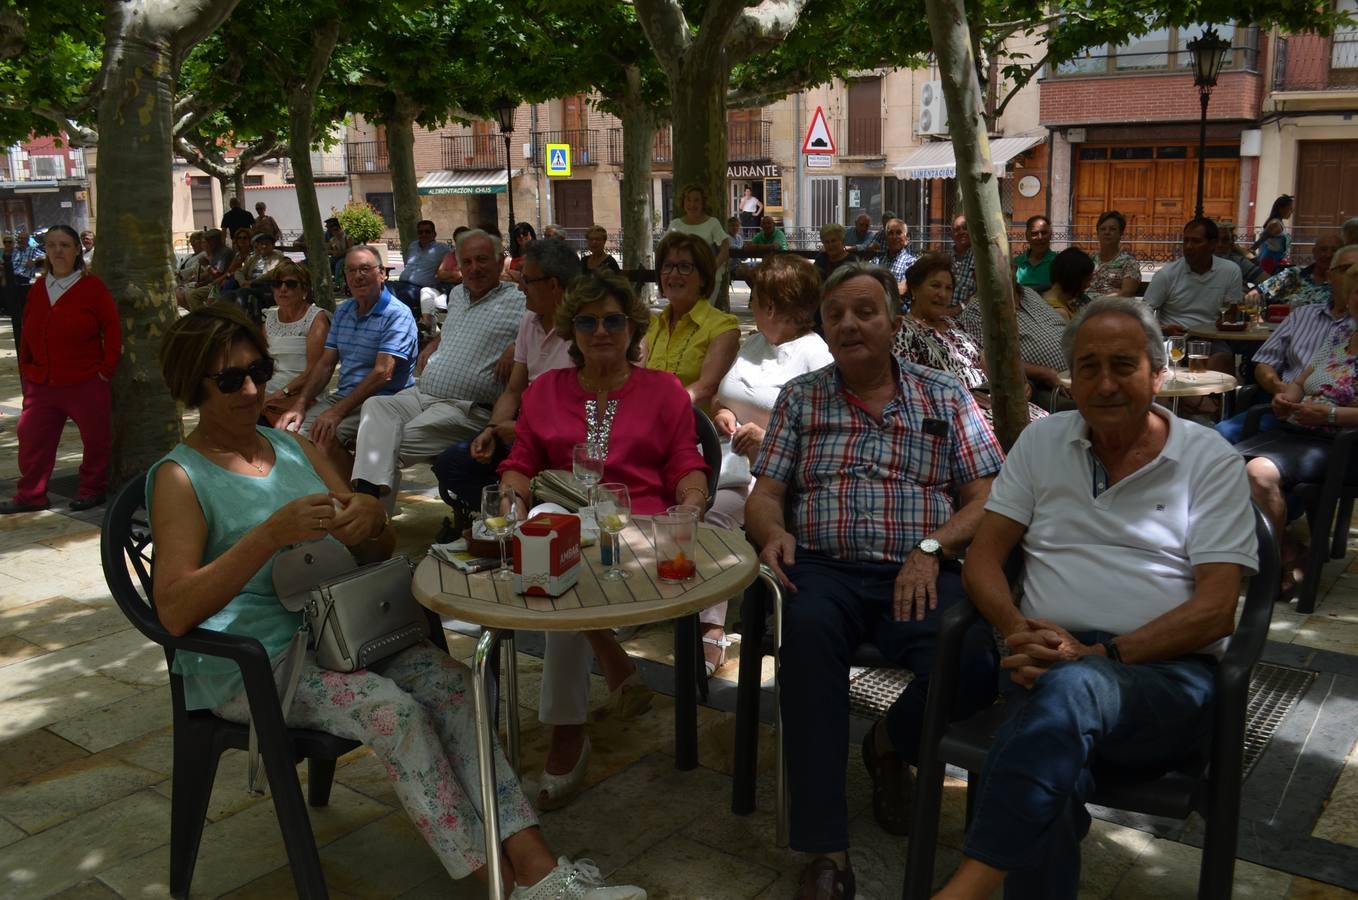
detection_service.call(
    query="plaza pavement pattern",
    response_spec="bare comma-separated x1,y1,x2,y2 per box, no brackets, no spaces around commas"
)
3,314,1358,898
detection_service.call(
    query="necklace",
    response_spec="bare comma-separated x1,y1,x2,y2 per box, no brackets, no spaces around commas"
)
578,368,630,393
199,436,267,473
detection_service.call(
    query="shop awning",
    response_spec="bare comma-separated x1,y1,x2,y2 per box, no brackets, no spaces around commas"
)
892,134,1044,180
417,169,524,196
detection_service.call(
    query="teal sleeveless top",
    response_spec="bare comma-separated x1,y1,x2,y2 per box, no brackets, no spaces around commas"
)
146,426,337,710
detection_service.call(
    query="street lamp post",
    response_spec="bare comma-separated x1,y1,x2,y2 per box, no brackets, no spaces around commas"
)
492,99,517,235
1187,26,1232,220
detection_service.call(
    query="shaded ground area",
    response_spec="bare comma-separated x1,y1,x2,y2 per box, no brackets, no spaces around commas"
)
2,310,1358,898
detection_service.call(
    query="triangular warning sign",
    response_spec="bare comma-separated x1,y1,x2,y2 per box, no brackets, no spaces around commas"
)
802,106,835,154
551,149,566,168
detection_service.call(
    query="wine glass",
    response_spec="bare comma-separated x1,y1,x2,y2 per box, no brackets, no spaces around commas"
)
480,485,518,582
1165,336,1185,385
593,482,632,581
572,441,606,497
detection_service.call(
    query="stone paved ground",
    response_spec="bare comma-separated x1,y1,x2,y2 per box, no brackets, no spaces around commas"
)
2,312,1358,899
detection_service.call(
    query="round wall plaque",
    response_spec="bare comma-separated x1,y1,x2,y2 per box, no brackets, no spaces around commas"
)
1018,175,1041,198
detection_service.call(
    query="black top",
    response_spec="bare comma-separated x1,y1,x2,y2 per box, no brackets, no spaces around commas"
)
220,208,256,235
581,254,621,276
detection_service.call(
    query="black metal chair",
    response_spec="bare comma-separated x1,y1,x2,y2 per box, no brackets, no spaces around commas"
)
728,565,922,844
1242,404,1358,613
903,506,1279,900
101,473,448,899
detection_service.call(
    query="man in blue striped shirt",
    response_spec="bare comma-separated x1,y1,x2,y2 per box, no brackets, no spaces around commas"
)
1216,242,1358,443
277,245,418,476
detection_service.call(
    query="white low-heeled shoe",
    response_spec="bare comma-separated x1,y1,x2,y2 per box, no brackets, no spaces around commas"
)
536,736,591,811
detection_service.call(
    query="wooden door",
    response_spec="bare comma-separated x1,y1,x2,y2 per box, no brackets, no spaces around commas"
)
562,96,590,161
2,198,32,235
553,180,595,230
728,107,763,160
189,176,216,230
1295,141,1358,236
846,78,883,156
1075,160,1108,233
471,121,499,169
1200,160,1239,225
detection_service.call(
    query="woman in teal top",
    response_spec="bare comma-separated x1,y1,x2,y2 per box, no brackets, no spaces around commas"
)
148,305,644,898
1014,214,1057,290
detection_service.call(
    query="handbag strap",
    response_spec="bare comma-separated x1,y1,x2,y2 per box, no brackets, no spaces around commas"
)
246,629,308,795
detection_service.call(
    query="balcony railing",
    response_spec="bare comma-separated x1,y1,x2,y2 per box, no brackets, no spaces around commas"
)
531,129,599,168
345,141,389,175
839,117,884,157
282,151,347,181
1272,32,1358,92
442,134,504,170
605,127,674,167
727,120,772,161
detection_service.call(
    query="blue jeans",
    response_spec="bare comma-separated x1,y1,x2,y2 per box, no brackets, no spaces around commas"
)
963,636,1216,900
432,438,507,510
1216,409,1277,444
778,552,997,853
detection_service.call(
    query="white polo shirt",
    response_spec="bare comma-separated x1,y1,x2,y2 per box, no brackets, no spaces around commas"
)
1143,255,1243,331
985,407,1257,656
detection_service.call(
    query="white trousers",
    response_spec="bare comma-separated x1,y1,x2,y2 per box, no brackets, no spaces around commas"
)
350,387,490,493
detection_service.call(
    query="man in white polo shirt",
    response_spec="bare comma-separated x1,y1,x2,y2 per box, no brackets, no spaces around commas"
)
933,296,1258,900
1144,217,1242,373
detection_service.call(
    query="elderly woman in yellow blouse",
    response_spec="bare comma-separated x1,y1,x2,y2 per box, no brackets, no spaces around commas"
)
645,232,740,410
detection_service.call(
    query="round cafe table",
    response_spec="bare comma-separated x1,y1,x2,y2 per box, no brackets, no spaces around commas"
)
1058,369,1237,416
1187,323,1274,387
413,519,758,900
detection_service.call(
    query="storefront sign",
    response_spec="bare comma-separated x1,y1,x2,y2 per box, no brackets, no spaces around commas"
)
727,163,781,179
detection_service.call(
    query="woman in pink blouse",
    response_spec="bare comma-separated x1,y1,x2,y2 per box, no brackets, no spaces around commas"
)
499,270,709,811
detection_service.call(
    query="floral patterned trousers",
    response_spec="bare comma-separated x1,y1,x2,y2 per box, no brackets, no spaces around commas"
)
214,641,538,880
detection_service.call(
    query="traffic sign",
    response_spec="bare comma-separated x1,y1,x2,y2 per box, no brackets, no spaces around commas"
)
546,143,571,177
802,106,835,155
806,154,832,168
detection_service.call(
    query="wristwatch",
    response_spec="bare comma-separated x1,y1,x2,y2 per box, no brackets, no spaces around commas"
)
915,537,944,558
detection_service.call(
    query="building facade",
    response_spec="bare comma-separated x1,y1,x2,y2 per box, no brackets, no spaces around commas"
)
1,137,91,235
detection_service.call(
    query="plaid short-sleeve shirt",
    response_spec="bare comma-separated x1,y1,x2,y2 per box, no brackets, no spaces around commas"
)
752,360,1004,563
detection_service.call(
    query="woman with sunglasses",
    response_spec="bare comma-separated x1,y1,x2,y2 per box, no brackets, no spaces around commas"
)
498,271,710,811
149,304,647,899
261,260,331,428
3,224,121,515
646,231,740,411
503,222,536,285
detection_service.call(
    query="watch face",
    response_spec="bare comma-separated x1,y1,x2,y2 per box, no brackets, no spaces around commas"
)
918,538,942,555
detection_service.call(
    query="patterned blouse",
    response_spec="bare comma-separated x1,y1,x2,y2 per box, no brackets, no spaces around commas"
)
892,315,1048,423
1088,250,1140,296
1301,331,1358,423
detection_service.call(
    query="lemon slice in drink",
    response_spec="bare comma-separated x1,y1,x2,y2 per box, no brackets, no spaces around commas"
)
600,513,627,531
484,515,509,531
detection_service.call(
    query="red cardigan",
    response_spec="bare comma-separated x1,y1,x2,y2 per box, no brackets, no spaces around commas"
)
19,274,122,386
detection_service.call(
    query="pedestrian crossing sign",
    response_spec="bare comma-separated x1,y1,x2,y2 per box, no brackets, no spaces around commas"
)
546,143,571,177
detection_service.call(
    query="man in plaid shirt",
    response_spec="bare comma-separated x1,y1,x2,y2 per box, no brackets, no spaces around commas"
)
874,218,917,310
747,262,1003,898
951,214,977,313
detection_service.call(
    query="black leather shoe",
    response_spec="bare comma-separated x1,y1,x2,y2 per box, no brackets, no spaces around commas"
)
797,856,855,899
68,495,106,512
0,499,49,515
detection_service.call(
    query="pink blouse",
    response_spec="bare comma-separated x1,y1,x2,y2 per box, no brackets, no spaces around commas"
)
499,366,708,515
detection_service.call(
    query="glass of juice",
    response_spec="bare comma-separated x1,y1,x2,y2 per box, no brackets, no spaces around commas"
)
653,511,698,583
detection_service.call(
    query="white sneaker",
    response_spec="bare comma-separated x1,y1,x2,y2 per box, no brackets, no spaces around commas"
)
509,857,646,900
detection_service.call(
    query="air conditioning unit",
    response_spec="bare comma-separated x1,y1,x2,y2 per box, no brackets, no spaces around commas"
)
29,155,65,179
917,80,949,136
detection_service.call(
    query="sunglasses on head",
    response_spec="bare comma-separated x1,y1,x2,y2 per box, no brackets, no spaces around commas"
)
573,313,629,334
270,278,303,290
204,358,275,393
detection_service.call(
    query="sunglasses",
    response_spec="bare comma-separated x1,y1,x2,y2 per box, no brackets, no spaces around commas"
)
204,358,275,393
573,313,629,334
270,278,303,290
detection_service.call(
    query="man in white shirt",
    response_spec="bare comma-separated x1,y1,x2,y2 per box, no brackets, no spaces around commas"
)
933,296,1257,900
350,229,522,506
1144,218,1242,372
431,236,578,514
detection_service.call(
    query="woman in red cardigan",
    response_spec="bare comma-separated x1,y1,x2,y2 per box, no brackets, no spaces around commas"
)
2,225,122,514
